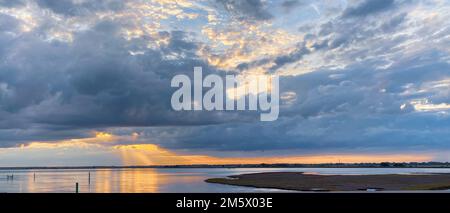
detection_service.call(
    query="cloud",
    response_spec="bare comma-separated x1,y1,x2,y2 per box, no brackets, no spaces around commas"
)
0,0,25,8
342,0,395,18
281,0,303,12
259,2,411,75
269,43,311,72
36,0,125,16
0,14,20,32
0,11,255,146
282,0,302,8
146,60,450,152
215,0,273,21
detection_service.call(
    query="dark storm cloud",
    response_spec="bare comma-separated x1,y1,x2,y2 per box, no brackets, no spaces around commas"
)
152,60,450,151
31,24,240,126
0,127,91,147
157,113,450,152
215,0,273,21
0,17,254,147
342,0,395,18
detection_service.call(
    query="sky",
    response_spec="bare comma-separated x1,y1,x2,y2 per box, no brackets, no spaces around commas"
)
0,0,449,166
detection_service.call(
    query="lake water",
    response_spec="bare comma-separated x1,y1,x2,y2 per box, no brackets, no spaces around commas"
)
1,168,450,193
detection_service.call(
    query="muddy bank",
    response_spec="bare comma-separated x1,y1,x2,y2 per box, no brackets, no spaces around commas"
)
205,172,450,191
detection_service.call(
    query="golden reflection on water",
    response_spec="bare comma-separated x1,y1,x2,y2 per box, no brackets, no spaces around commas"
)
118,169,160,193
91,169,162,193
94,169,113,193
27,172,37,193
5,167,450,193
18,168,207,193
16,169,166,193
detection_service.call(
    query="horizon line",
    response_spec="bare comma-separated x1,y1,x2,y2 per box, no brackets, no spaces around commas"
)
1,162,449,170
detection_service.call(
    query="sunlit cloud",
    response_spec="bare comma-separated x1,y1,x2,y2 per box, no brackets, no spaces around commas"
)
410,99,450,112
114,143,434,165
0,0,449,166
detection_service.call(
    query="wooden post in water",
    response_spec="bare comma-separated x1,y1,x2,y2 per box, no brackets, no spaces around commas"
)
33,173,36,182
75,182,79,193
88,172,91,185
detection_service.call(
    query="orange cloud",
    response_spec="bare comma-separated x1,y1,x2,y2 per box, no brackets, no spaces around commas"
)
5,132,433,166
114,144,432,166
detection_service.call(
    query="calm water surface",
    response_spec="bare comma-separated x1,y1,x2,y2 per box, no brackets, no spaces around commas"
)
1,168,450,193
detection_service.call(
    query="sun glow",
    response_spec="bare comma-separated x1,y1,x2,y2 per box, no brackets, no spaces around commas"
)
0,132,437,167
113,143,432,166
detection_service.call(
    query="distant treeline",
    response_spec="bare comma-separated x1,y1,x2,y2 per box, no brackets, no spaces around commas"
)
0,162,449,170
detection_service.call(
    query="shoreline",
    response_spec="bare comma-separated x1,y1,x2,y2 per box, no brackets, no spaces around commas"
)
205,172,450,192
1,163,450,170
